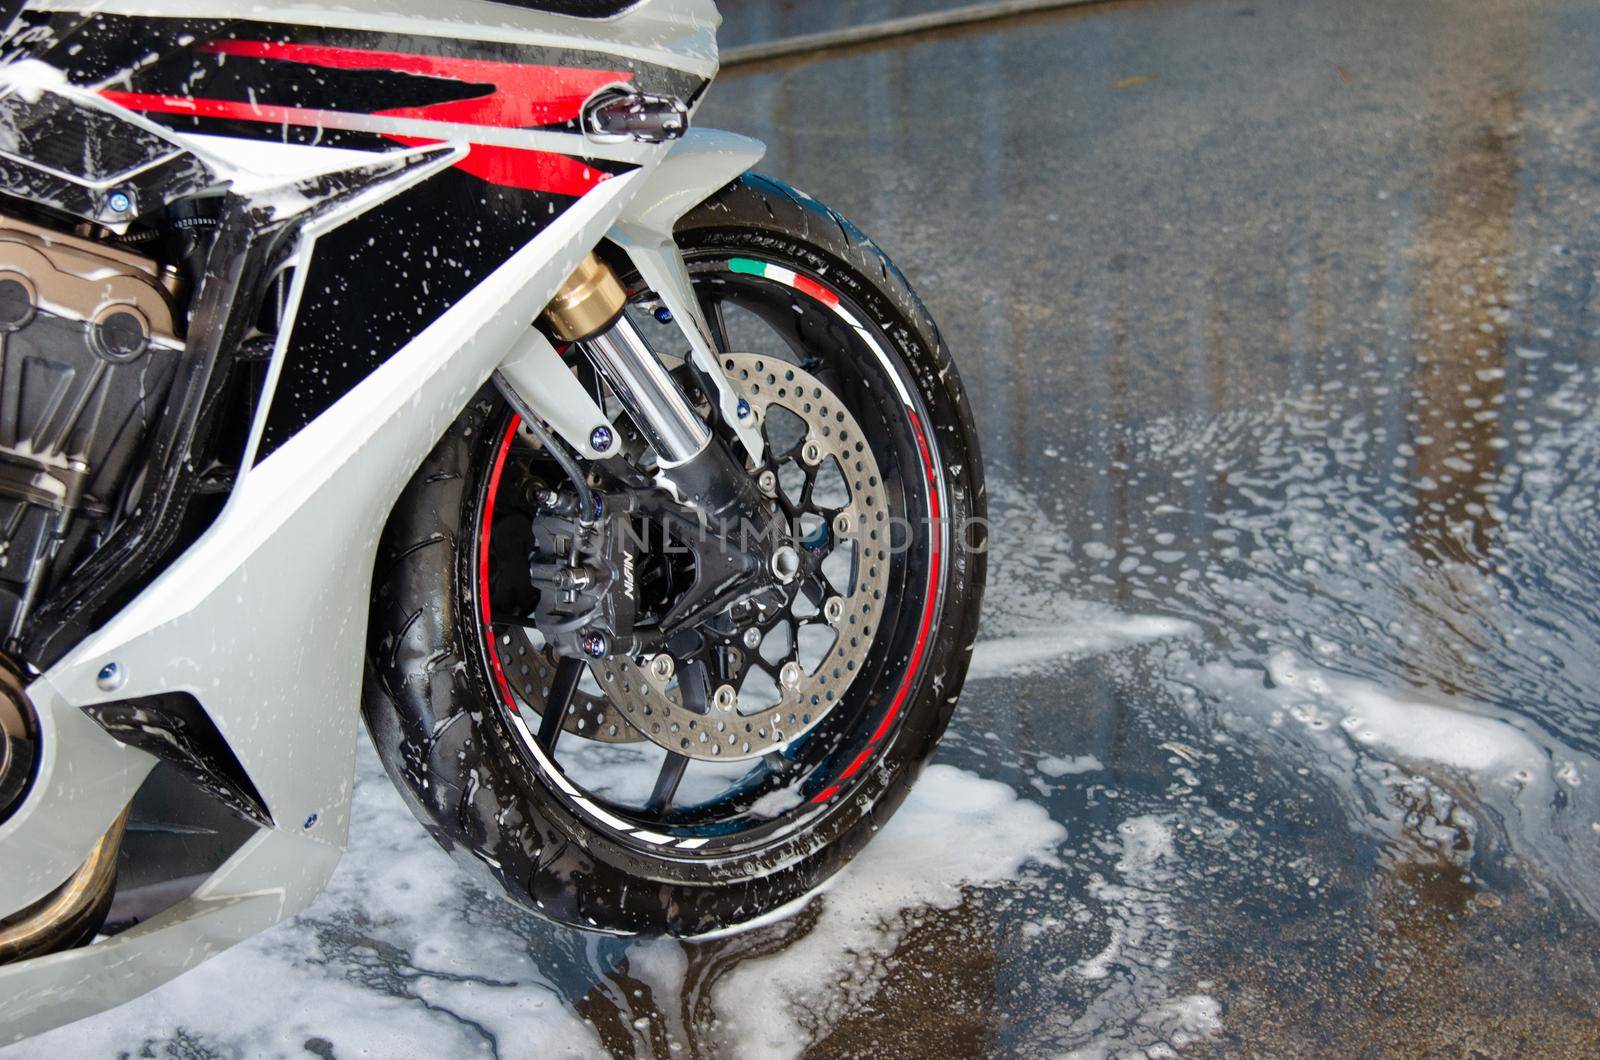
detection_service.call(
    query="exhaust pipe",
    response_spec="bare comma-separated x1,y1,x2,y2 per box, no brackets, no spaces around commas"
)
0,658,129,963
0,804,129,963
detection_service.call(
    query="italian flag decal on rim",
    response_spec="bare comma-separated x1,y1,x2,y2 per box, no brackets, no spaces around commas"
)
729,257,840,307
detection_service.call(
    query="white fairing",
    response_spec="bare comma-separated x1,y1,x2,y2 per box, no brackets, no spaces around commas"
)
0,0,764,1041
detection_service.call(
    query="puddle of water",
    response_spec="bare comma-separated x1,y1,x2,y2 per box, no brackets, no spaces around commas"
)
1182,649,1600,919
1058,815,1221,1060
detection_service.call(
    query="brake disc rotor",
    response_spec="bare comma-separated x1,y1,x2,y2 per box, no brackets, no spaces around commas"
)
505,633,645,743
590,353,891,761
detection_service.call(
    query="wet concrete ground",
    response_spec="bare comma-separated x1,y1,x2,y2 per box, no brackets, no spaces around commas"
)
716,0,1002,49
12,0,1600,1055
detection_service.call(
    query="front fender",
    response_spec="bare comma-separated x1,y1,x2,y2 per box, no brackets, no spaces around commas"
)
615,128,766,235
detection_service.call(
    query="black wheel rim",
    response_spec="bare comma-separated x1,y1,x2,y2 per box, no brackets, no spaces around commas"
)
472,253,948,856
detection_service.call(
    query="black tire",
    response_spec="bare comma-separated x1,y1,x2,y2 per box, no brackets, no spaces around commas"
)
362,174,986,935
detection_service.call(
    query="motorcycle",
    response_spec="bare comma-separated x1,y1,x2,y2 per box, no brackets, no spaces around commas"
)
0,0,984,1042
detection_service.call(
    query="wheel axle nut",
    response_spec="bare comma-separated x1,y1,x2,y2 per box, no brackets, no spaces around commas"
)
581,632,609,659
770,545,801,583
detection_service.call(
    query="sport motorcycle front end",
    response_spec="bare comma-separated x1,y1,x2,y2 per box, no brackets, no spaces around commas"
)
0,0,986,1043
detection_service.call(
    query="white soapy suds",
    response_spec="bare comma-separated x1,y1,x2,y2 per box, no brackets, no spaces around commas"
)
14,739,597,1059
969,615,1197,680
12,751,1069,1059
1039,753,1105,777
709,764,1067,1057
1189,649,1600,918
0,59,68,103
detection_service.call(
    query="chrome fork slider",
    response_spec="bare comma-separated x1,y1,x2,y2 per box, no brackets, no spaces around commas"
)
542,252,711,466
540,253,778,547
578,315,711,465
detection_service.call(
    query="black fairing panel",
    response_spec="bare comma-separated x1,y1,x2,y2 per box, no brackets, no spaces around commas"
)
0,1,707,665
255,167,608,459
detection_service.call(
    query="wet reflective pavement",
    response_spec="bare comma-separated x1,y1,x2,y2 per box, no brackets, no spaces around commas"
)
14,0,1600,1055
716,0,998,48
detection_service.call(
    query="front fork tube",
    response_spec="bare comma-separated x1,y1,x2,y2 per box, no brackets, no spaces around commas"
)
537,253,781,548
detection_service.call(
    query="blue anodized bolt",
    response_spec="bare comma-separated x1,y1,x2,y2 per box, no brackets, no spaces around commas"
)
736,399,752,420
653,305,673,324
96,662,121,690
590,424,613,452
581,632,608,659
106,190,132,214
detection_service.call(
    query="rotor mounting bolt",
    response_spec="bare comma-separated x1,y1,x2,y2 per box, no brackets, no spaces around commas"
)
96,661,123,691
650,653,675,680
106,190,131,214
780,661,804,689
833,512,852,536
742,626,763,650
802,440,823,466
714,684,738,711
581,632,609,659
824,597,846,624
589,425,614,453
757,469,778,497
736,398,752,420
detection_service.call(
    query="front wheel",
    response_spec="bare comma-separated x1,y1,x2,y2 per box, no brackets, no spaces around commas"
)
363,174,986,935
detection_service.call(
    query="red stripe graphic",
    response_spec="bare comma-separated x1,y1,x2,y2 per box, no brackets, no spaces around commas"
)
201,40,623,129
102,40,629,194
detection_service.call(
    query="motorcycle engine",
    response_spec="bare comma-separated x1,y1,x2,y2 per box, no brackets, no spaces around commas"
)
0,213,185,648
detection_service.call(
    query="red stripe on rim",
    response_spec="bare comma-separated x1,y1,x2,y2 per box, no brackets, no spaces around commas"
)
815,407,942,796
869,411,942,742
790,273,839,307
479,416,522,704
